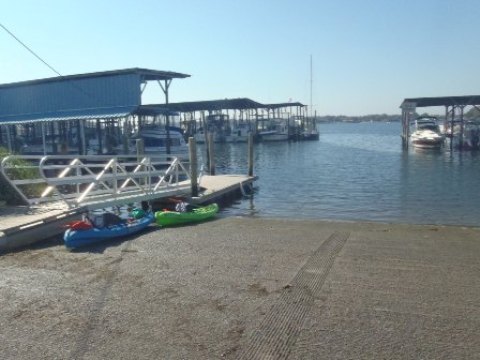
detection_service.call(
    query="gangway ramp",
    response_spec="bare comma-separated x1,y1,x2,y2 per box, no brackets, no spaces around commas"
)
1,154,194,211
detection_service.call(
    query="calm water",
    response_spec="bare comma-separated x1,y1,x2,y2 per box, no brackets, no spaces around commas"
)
200,122,480,226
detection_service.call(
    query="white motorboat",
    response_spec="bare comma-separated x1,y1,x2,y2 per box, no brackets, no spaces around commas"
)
194,128,225,143
130,126,189,160
410,117,444,149
194,114,228,143
225,123,251,143
259,119,289,142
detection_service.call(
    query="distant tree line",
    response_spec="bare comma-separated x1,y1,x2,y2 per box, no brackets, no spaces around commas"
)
316,114,402,123
317,107,480,123
417,107,480,120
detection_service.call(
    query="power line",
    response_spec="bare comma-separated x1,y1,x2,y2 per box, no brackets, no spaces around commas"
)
0,22,63,77
0,22,102,103
0,22,126,108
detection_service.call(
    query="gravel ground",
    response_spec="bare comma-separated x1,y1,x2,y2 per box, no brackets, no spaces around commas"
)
0,217,479,359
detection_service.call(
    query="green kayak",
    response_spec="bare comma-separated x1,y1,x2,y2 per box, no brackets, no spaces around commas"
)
155,203,219,227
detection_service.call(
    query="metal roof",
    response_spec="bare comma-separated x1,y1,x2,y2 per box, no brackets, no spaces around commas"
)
262,102,305,109
401,95,480,108
142,98,264,113
142,98,305,113
0,68,190,89
0,106,137,125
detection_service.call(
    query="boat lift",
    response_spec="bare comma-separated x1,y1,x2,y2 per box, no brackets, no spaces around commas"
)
0,154,197,211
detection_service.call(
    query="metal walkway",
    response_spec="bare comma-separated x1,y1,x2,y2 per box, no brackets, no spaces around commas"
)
0,154,195,211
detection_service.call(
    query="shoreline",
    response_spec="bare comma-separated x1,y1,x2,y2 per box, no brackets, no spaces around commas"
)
226,212,480,229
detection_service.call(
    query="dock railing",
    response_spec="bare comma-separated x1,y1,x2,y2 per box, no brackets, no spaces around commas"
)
0,154,195,210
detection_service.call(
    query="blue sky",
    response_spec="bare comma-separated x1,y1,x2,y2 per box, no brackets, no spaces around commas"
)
1,0,479,115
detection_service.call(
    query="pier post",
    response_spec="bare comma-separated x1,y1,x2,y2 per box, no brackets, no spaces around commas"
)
79,120,86,155
401,109,409,149
188,137,199,197
248,132,254,177
459,105,465,150
450,107,455,151
207,132,215,175
135,139,149,211
41,123,47,155
136,138,145,159
122,120,129,154
5,125,12,153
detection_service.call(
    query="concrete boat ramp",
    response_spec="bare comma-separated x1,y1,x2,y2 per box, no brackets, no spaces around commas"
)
0,218,479,359
0,174,256,252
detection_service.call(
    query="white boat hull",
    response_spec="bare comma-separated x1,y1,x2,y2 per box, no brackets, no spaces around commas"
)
131,127,189,159
225,135,249,143
261,133,289,141
411,140,443,149
410,118,444,149
410,132,444,149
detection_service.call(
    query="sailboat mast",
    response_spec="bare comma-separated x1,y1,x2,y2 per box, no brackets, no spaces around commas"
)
310,54,313,118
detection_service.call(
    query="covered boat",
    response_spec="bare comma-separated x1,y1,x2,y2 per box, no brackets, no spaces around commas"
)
410,117,444,149
155,203,219,227
64,211,154,249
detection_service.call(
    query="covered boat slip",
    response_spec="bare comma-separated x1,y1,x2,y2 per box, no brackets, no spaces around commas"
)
400,95,480,150
0,67,317,154
143,98,316,142
0,68,190,155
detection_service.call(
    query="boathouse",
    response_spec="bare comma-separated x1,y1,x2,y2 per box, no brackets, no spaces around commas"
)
143,98,263,138
0,68,190,154
400,95,480,149
144,98,311,141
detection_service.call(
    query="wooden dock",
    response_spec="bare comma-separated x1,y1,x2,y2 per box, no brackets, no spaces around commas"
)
0,174,256,252
192,174,256,203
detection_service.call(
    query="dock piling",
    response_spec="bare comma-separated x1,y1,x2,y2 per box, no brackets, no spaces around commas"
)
207,132,215,175
135,138,145,160
189,137,198,197
248,133,254,176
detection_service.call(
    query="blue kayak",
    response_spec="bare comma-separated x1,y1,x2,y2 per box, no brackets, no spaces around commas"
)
64,212,154,249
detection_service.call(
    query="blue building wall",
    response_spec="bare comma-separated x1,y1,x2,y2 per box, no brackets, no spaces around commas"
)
0,73,142,122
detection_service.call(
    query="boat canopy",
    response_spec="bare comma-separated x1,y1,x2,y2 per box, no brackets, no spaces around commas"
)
144,98,264,113
401,95,480,108
0,106,138,125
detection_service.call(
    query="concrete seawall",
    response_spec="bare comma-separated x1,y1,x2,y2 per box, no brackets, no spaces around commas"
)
1,217,479,359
